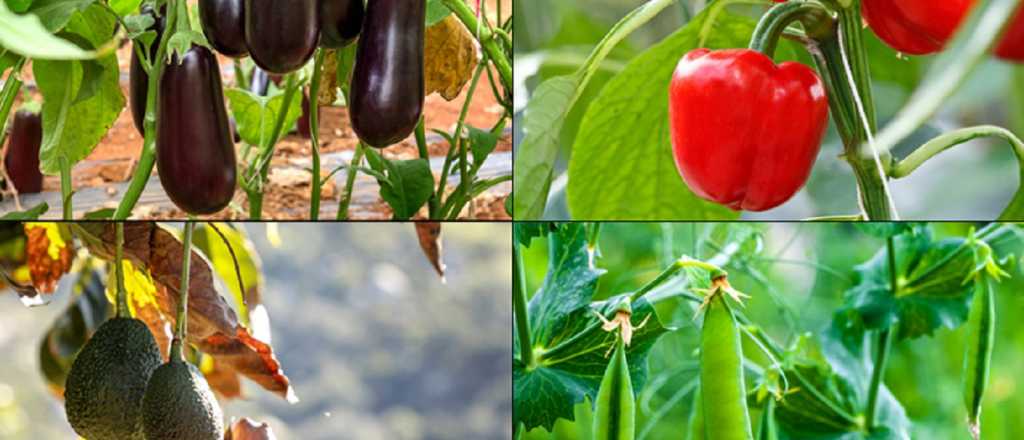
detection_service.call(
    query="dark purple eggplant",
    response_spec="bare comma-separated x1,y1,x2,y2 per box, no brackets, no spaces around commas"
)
156,46,237,215
244,0,319,74
199,0,249,58
349,0,425,148
129,5,166,135
320,0,364,48
249,66,270,96
4,109,43,194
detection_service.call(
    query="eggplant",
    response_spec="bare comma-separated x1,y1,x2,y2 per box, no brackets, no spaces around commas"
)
320,0,364,48
156,46,237,215
199,0,249,58
249,66,270,96
349,0,425,148
4,109,43,194
129,5,166,135
244,0,319,74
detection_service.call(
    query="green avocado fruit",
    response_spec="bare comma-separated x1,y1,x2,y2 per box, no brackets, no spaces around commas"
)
64,317,162,440
142,358,224,440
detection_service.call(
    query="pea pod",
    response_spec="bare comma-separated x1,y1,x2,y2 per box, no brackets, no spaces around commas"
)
701,293,753,440
686,388,704,440
593,340,634,440
963,275,996,440
756,398,777,440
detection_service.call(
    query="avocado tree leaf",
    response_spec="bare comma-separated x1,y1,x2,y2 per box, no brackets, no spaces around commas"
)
513,223,669,432
73,222,298,403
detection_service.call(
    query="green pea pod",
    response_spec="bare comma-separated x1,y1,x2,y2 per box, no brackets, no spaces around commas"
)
701,294,753,440
593,341,635,440
963,275,996,440
756,398,778,440
686,388,704,440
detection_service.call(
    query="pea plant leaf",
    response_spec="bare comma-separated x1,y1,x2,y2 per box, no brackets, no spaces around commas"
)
838,225,1014,341
566,7,752,220
513,223,668,432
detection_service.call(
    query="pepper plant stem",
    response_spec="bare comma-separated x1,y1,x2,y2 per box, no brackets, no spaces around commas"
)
114,0,180,219
170,221,195,362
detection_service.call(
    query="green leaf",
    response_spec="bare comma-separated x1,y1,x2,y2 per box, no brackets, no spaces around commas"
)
425,0,450,26
513,224,668,431
108,0,141,17
25,0,92,32
854,223,920,239
35,5,124,175
0,202,48,219
512,0,676,219
566,8,751,220
5,0,32,14
0,0,104,60
335,43,357,101
225,87,303,147
378,157,434,219
840,228,1010,340
468,126,499,167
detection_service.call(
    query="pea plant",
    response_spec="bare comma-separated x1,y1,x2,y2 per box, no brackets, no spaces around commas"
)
513,222,1023,439
0,0,511,220
514,0,1024,220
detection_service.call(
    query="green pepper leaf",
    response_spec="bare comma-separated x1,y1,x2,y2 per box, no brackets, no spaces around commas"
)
566,7,753,220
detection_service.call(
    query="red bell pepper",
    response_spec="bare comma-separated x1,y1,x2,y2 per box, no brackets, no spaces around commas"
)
860,0,976,55
668,48,829,211
996,6,1024,61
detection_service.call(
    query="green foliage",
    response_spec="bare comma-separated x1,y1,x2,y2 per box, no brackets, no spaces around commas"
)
518,223,1024,440
224,88,304,147
64,317,162,440
142,360,225,440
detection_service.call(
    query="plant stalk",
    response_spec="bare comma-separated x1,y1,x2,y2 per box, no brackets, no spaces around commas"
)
114,0,180,219
170,221,195,362
440,0,512,90
513,242,533,368
115,222,129,318
867,236,898,428
248,73,299,219
309,49,325,219
337,142,365,219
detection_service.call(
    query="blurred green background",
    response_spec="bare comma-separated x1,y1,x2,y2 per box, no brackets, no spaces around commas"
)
518,222,1024,439
514,0,1024,220
0,223,511,440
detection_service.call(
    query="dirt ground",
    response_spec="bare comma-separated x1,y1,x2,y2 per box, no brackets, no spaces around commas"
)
1,1,512,220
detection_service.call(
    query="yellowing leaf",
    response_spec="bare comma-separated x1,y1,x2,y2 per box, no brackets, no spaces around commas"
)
424,14,478,101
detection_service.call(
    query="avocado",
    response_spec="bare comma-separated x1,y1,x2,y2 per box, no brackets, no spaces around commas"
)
142,358,224,440
64,317,162,440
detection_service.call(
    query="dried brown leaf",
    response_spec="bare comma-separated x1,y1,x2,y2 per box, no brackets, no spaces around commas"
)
224,418,278,440
424,14,479,101
318,49,339,106
25,224,73,294
415,222,445,280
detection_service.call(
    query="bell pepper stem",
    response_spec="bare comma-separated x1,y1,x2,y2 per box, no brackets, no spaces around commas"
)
749,1,832,57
